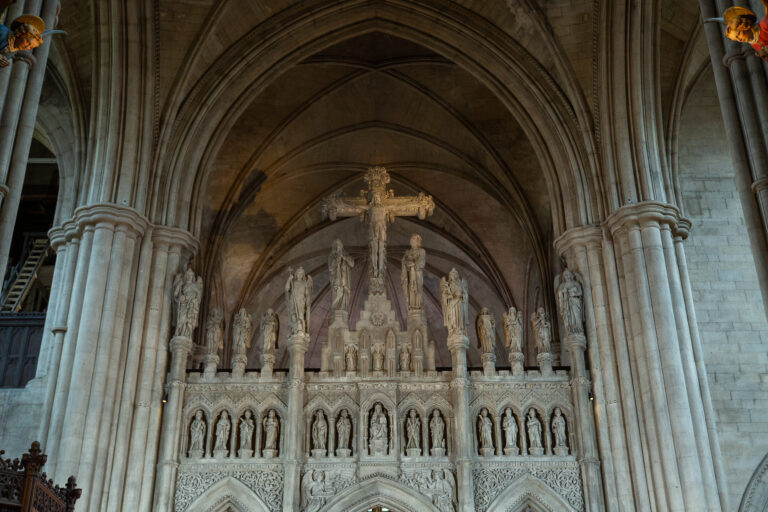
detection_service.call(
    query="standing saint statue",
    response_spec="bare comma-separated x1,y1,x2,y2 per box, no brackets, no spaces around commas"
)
259,309,279,357
371,344,385,371
399,344,411,372
173,266,203,338
527,409,543,454
205,309,223,357
214,411,231,453
478,408,494,455
311,410,328,453
440,268,469,336
345,344,357,371
328,239,355,313
502,306,523,354
531,307,552,355
232,308,253,357
502,408,518,454
336,410,351,453
285,267,313,336
405,409,421,451
476,307,496,354
401,234,426,311
263,410,279,452
369,403,389,455
429,410,445,451
552,408,568,454
556,268,584,336
189,410,206,455
239,410,255,452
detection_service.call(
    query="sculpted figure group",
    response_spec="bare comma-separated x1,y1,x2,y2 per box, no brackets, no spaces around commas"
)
187,409,280,459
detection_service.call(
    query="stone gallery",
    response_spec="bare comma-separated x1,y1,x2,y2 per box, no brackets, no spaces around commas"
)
1,0,768,511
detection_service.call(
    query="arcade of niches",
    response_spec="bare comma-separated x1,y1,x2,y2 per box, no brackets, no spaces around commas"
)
5,0,768,511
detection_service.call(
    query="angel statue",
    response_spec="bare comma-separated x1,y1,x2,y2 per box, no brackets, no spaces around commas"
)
502,306,524,354
440,268,469,336
556,268,584,337
259,309,279,357
0,5,66,68
173,266,203,338
285,267,313,336
708,1,768,61
530,307,552,355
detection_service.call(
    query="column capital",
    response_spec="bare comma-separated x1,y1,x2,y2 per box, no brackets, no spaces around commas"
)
553,225,602,258
446,333,469,352
71,203,150,238
563,333,587,353
605,201,683,237
287,333,310,350
152,226,199,257
169,335,194,355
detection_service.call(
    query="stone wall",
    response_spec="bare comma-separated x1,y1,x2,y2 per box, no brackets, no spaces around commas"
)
678,67,768,507
0,380,44,457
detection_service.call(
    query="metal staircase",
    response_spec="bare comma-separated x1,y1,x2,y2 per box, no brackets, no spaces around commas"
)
1,237,49,312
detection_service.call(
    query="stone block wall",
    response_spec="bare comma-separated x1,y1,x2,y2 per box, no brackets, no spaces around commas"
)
678,67,768,507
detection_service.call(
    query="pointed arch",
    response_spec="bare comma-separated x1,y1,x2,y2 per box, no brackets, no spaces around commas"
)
187,476,272,512
319,476,440,512
740,452,768,512
485,474,578,512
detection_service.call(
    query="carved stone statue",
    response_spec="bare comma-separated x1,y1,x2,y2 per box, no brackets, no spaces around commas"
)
259,309,279,357
232,308,253,357
189,410,205,456
285,267,313,336
214,411,231,455
301,470,329,512
429,409,446,455
557,268,584,336
502,306,523,354
440,268,469,336
328,239,355,313
527,409,543,455
478,408,494,456
322,167,434,295
531,307,552,354
369,402,389,456
399,344,411,372
405,409,421,453
336,410,351,455
431,469,456,512
204,309,223,356
239,410,255,453
345,344,357,371
311,410,328,455
502,408,518,455
372,344,385,371
476,308,496,353
552,408,568,455
401,234,426,310
173,266,203,338
263,409,279,456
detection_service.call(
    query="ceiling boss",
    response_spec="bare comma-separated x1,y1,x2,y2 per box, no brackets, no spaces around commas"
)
322,167,435,296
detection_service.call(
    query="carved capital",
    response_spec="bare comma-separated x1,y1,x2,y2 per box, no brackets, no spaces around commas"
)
170,335,194,354
446,333,469,352
563,333,587,353
71,203,151,238
553,225,602,259
605,201,683,238
152,225,199,257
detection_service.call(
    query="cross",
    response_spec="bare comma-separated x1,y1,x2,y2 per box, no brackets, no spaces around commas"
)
322,167,435,295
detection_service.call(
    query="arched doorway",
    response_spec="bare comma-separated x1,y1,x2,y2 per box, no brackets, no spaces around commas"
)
185,477,272,512
319,476,440,512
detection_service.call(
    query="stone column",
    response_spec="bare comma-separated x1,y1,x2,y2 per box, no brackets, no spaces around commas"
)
152,335,194,511
0,0,60,283
283,332,309,511
699,0,768,324
447,332,475,511
605,202,723,511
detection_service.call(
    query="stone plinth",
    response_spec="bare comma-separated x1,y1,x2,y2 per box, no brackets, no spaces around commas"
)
479,447,494,457
406,448,421,457
213,449,228,459
336,448,351,457
431,447,445,457
262,449,277,459
529,447,544,456
238,449,253,458
537,352,553,376
503,446,519,456
509,351,524,376
311,449,327,458
202,354,219,379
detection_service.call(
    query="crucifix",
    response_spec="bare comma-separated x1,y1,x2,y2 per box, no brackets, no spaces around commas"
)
322,167,435,296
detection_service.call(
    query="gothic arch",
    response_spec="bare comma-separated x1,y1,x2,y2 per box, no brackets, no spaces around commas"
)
740,452,768,512
484,474,577,512
319,476,440,512
186,477,271,512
